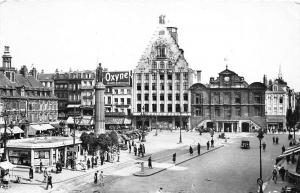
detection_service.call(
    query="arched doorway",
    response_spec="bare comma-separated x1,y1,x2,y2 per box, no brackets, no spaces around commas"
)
242,122,250,132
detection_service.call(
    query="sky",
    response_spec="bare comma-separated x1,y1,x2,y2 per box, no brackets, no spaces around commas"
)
0,0,300,90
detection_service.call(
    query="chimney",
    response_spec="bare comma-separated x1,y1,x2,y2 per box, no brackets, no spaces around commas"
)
263,74,267,86
167,27,178,44
2,46,12,68
30,67,37,79
20,65,28,78
196,70,202,83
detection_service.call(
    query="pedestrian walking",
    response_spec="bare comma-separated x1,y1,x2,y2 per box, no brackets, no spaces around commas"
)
94,171,98,184
132,140,134,146
272,167,278,184
46,174,53,190
189,146,193,156
100,154,104,165
91,156,94,169
286,155,290,163
95,156,98,166
99,171,104,187
87,158,91,169
262,142,266,151
29,166,33,181
279,167,286,181
39,159,43,173
142,144,146,154
172,153,176,164
134,145,137,156
148,156,152,169
282,145,286,154
211,139,214,148
117,151,120,162
197,143,201,155
276,136,279,144
157,187,164,193
207,141,210,150
272,136,275,144
129,143,131,153
43,167,48,183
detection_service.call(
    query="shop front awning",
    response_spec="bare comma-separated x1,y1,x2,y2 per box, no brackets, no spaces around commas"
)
105,117,124,125
0,126,24,134
40,124,55,130
276,144,300,161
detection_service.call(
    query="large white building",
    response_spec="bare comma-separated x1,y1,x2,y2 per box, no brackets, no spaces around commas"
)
132,16,197,130
264,70,296,131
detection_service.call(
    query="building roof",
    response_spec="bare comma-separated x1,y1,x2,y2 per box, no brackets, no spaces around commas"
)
37,73,54,81
219,68,237,76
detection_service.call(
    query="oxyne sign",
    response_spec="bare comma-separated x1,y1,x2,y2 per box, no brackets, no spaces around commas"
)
102,71,131,86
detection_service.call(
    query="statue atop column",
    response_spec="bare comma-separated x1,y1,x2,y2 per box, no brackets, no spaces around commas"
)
96,63,103,83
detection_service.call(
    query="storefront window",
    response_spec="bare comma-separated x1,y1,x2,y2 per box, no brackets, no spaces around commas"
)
8,149,31,166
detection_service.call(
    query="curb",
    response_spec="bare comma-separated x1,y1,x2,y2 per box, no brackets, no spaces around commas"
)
133,145,224,177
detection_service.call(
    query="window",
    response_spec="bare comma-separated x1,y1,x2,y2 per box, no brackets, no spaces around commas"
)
236,107,241,116
137,94,141,101
184,104,188,112
152,83,157,90
273,85,278,91
176,94,180,101
176,104,180,112
195,107,203,116
145,94,149,101
176,73,180,80
183,73,188,80
145,74,149,80
183,93,188,101
279,97,283,104
127,98,131,105
137,104,141,112
152,62,157,69
120,89,124,94
160,61,165,69
160,83,164,90
152,104,157,112
160,74,164,80
215,107,220,117
168,83,172,90
152,94,157,101
137,74,141,80
144,83,149,90
176,82,180,90
183,82,189,90
254,94,262,103
235,93,241,104
167,61,172,69
168,104,172,112
137,83,141,91
167,73,172,80
114,98,118,104
223,92,230,104
157,45,166,58
168,94,172,101
254,106,261,116
145,104,149,112
160,94,164,101
160,104,164,112
121,98,124,104
152,74,157,80
224,106,231,118
114,89,118,94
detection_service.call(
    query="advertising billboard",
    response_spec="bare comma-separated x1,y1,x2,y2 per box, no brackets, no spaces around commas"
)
102,71,131,86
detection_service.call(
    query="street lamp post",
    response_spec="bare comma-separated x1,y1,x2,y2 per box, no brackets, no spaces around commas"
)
257,128,264,193
1,110,9,162
179,110,182,143
141,105,146,142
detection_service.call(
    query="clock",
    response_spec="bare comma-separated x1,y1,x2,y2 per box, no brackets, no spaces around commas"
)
224,76,230,82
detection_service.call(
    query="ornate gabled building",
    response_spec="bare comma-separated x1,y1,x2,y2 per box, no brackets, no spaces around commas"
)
264,69,296,132
190,67,266,132
0,46,58,136
132,16,196,130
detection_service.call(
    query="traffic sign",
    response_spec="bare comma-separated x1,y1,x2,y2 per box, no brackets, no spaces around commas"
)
257,178,263,186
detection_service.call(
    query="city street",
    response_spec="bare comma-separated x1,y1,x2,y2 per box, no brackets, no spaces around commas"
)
42,131,295,193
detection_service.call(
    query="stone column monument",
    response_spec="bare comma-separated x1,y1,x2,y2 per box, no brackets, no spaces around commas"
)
94,63,106,135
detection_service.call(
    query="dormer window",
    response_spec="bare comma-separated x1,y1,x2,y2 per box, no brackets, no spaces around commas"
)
273,85,278,91
157,45,166,58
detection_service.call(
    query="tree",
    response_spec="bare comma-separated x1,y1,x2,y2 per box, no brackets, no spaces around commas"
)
80,132,90,150
109,131,119,147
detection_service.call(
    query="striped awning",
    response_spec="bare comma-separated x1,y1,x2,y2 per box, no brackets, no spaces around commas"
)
277,144,300,160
